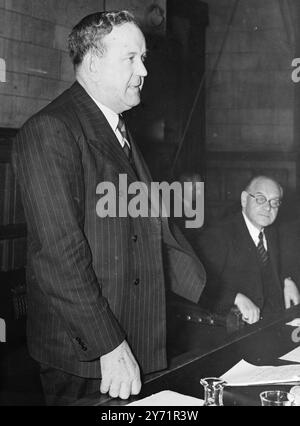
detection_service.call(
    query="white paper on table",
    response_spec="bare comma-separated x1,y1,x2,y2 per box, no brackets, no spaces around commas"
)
220,359,300,386
280,346,300,363
286,319,300,327
0,318,6,342
126,390,204,406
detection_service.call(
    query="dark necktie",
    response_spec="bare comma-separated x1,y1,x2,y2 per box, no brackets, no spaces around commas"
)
257,231,282,314
257,231,269,266
117,115,131,159
117,115,139,177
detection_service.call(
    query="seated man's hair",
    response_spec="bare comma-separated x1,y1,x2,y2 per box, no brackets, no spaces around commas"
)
244,175,283,197
68,11,138,68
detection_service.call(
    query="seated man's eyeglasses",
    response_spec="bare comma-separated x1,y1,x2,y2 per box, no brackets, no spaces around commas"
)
247,193,281,209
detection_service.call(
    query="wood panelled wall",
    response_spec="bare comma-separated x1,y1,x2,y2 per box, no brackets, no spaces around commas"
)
1,0,300,269
0,0,105,270
204,0,299,225
205,151,299,224
0,0,167,270
0,0,105,128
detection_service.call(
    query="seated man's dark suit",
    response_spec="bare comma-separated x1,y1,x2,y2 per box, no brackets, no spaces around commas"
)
196,212,284,317
280,220,300,289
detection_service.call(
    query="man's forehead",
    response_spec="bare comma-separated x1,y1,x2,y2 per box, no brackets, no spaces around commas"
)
251,179,281,197
104,23,146,51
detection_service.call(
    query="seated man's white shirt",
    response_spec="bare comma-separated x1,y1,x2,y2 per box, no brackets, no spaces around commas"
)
242,211,267,250
91,97,129,149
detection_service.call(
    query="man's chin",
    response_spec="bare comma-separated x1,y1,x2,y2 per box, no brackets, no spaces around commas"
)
125,96,141,110
258,219,273,228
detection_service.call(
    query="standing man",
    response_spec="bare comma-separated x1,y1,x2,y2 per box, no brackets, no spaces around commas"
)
197,176,300,324
12,11,206,405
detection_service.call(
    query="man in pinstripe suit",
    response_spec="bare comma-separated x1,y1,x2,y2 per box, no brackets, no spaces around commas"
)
12,11,206,405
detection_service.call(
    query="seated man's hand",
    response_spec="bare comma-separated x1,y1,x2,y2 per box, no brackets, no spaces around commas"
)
234,293,260,324
284,277,300,309
100,340,141,400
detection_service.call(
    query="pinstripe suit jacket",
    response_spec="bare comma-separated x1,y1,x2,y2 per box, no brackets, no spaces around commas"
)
12,82,206,378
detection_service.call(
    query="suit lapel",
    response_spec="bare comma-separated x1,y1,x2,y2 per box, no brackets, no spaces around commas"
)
67,83,194,257
68,82,138,181
234,213,259,256
128,132,152,184
128,130,164,218
231,213,263,284
235,214,282,293
129,128,195,256
265,226,282,290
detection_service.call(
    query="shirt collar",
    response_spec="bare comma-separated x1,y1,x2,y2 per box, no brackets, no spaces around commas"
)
242,211,264,245
90,96,119,132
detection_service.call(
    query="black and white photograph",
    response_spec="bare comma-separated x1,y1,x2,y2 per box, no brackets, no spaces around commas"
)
1,0,300,409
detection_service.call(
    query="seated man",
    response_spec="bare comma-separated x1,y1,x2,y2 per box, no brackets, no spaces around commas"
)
280,219,300,306
197,176,300,324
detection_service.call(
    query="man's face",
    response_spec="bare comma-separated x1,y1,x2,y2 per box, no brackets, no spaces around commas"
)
92,22,147,113
241,178,282,229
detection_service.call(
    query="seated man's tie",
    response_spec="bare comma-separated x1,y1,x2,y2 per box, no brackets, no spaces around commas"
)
257,231,269,265
257,231,283,314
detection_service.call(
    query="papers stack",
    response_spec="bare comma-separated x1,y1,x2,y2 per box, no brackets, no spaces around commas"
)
280,347,300,363
286,319,300,327
127,390,204,406
221,359,300,386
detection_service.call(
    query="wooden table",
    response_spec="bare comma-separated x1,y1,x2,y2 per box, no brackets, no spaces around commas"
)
73,305,300,406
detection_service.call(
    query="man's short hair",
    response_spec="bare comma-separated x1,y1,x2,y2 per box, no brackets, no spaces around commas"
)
244,175,283,198
68,11,138,68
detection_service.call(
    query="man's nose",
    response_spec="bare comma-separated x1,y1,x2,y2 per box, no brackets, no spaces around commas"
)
136,59,148,77
263,201,272,211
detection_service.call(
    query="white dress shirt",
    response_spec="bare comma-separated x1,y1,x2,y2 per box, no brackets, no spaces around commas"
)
242,211,267,250
91,97,129,148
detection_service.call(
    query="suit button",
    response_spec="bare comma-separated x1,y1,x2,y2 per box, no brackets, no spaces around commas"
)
132,235,138,242
134,278,140,286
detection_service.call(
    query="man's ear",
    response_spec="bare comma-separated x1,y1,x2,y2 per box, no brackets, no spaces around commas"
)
84,52,100,82
241,191,248,209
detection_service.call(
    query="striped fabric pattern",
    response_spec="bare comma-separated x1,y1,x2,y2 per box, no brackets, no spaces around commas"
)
11,82,206,378
257,232,269,266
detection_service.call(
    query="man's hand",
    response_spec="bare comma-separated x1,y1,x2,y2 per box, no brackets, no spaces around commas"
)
284,278,300,309
100,340,141,400
234,293,260,324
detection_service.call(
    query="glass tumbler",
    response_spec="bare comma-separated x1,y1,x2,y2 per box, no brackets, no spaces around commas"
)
200,377,226,406
260,390,295,406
